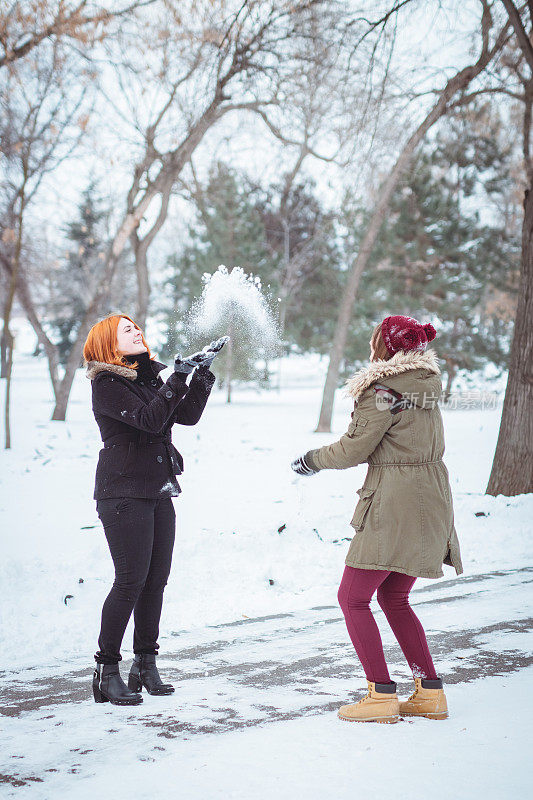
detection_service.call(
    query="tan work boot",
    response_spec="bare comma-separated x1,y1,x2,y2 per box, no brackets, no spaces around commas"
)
338,680,400,724
399,677,448,720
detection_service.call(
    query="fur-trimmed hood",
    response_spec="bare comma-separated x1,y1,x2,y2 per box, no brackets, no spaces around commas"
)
85,358,167,381
345,348,441,407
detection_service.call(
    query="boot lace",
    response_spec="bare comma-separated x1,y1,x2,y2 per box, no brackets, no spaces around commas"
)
357,689,371,706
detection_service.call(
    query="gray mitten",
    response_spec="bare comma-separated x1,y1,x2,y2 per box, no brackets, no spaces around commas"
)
174,352,211,374
196,336,230,370
206,336,230,354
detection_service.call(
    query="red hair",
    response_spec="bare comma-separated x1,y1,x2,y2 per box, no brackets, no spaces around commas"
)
83,314,154,371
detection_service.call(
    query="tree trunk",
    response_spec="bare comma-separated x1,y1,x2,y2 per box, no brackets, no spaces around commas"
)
51,364,78,420
277,218,292,338
3,328,14,448
314,110,442,432
1,327,12,378
443,359,457,400
131,183,172,331
0,250,62,396
3,180,26,447
50,313,96,420
226,319,233,404
315,20,509,432
133,237,150,332
486,187,533,495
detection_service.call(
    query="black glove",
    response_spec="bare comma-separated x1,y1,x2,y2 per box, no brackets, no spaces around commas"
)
291,454,317,476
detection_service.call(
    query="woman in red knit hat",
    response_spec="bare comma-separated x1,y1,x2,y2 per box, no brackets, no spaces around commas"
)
292,315,463,724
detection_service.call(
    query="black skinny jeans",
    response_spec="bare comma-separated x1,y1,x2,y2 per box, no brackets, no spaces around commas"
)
95,497,175,665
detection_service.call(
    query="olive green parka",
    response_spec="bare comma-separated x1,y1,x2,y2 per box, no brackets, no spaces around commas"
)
306,348,463,580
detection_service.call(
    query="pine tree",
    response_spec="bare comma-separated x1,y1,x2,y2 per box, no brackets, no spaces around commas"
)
256,179,342,353
158,163,273,388
48,183,136,366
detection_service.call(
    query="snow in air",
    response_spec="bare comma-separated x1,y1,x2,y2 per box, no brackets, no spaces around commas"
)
187,265,280,357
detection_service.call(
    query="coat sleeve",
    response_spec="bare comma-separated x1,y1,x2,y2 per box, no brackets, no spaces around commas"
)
305,388,394,471
171,367,216,426
91,371,190,435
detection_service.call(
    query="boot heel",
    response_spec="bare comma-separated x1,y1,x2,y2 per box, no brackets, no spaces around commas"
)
128,675,142,693
92,666,109,703
93,682,109,703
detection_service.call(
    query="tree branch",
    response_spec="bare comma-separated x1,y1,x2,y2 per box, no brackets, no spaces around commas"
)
0,0,158,67
252,107,340,163
500,0,533,70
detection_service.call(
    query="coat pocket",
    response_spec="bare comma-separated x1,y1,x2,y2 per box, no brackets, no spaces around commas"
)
347,416,368,437
118,442,137,477
350,487,376,530
170,444,184,475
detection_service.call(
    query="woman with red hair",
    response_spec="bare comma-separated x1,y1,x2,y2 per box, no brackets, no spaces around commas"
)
83,314,226,705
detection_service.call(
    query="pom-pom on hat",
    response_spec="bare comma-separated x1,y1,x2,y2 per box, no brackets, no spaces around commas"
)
381,315,436,356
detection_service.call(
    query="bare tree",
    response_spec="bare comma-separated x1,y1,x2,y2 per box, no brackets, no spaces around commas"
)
0,40,88,446
124,0,367,330
46,0,381,420
484,0,533,495
315,1,511,432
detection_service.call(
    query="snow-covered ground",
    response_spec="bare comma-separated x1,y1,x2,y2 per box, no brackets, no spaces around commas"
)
0,329,531,797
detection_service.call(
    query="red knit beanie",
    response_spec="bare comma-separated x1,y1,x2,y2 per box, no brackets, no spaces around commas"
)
381,315,436,355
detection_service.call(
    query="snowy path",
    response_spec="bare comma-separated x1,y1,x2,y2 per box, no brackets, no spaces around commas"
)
1,565,532,796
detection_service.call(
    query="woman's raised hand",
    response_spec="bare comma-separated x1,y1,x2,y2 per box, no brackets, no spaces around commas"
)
174,351,210,374
205,336,229,353
174,336,229,374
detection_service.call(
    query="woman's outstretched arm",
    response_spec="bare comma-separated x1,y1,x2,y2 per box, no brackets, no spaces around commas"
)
171,367,216,426
92,371,189,434
305,389,394,471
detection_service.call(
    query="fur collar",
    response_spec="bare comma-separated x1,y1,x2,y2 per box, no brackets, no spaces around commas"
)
85,361,137,381
345,348,441,401
85,359,166,381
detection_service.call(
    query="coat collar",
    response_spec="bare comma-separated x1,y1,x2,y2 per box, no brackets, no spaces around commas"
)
345,348,441,401
85,357,167,381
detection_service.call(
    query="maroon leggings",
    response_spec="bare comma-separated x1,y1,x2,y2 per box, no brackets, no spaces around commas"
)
337,566,438,683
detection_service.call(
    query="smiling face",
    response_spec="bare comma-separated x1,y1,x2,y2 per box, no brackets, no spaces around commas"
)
116,317,147,356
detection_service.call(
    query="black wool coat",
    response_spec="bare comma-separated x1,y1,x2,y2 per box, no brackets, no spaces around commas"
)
86,351,216,500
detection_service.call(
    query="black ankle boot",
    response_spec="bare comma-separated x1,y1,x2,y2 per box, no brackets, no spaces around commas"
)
93,663,143,705
128,653,175,696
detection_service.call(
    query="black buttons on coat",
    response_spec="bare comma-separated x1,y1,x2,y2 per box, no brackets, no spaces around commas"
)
157,455,163,463
150,379,157,386
165,390,172,399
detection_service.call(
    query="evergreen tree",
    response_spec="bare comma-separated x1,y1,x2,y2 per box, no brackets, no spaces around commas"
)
159,166,346,375
343,108,519,391
48,182,136,366
256,179,344,355
158,163,273,387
